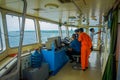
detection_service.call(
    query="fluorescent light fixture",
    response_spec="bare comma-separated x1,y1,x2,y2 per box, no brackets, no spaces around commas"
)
45,3,59,9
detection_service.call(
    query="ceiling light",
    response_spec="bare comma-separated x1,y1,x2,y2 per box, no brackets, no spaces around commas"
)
45,3,59,9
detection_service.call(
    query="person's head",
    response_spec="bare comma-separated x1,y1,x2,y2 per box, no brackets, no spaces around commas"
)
74,29,79,34
78,28,84,34
90,28,95,33
72,34,76,40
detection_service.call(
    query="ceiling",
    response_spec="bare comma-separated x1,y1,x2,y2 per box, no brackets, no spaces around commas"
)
0,0,116,26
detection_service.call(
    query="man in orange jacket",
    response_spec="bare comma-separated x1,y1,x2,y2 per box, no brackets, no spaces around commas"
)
78,28,92,71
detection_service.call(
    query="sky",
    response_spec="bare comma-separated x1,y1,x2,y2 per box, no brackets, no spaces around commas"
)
39,21,59,30
6,15,60,31
6,14,99,32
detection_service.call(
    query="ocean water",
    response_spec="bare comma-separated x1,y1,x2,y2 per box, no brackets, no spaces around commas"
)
8,31,37,47
8,30,75,47
40,30,59,43
8,30,98,48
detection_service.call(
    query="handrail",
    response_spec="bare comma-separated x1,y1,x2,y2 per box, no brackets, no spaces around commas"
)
0,57,17,77
0,0,27,80
0,56,16,71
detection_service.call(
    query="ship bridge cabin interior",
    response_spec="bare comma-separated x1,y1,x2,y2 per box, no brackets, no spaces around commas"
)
0,0,120,80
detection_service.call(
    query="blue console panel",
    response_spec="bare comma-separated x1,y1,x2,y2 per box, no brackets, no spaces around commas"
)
41,47,68,75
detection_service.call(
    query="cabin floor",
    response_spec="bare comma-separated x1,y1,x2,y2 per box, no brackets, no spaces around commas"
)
49,51,102,80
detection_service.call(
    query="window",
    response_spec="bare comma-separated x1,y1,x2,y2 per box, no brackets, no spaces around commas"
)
0,12,6,51
39,21,59,43
61,25,66,39
89,18,99,26
22,18,37,45
83,28,86,32
6,14,37,47
68,27,77,37
6,15,20,47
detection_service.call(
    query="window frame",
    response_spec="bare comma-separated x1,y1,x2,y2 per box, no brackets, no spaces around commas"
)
0,11,5,52
22,17,38,45
6,14,20,48
6,14,38,48
0,22,3,51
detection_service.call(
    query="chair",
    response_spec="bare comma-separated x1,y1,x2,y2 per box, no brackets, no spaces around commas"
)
72,55,81,70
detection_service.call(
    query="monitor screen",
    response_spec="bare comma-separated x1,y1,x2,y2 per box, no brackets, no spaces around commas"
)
45,41,52,50
46,36,62,50
46,37,58,50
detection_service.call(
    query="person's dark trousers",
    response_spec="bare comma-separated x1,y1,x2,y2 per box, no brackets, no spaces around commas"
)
66,50,80,61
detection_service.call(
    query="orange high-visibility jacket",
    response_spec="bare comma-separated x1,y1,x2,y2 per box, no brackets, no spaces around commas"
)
78,32,92,69
78,32,92,49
